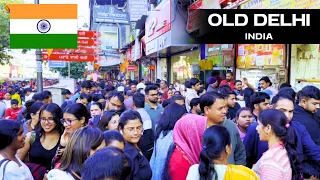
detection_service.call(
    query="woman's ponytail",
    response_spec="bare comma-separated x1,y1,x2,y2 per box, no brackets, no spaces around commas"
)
199,147,217,180
283,125,302,180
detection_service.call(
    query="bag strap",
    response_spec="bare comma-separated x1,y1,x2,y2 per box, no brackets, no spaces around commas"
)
30,131,36,146
0,159,10,180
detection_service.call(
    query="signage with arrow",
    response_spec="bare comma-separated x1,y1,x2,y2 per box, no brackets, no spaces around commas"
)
42,48,102,54
78,30,101,38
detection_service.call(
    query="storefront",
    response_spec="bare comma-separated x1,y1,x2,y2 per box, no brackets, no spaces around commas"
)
290,44,320,90
201,44,235,86
235,44,287,90
145,0,198,84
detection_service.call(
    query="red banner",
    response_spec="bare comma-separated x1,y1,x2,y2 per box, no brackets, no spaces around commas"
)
42,54,101,62
42,48,102,54
78,30,101,39
78,39,102,46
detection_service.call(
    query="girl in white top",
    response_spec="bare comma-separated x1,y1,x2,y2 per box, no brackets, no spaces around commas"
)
0,120,33,180
187,126,258,180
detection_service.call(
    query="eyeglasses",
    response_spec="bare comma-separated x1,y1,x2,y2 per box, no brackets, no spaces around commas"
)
124,126,144,134
40,117,54,123
60,118,78,125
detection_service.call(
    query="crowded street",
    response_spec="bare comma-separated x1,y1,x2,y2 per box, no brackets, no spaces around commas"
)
1,0,320,179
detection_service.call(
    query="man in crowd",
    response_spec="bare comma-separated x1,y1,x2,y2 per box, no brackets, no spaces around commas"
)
130,82,138,94
219,72,235,90
124,90,134,110
218,85,241,120
259,76,278,97
145,85,163,131
293,86,320,145
61,89,72,101
190,98,201,115
249,92,270,121
200,92,246,165
71,80,92,101
105,91,125,112
206,77,218,93
234,80,244,100
244,93,320,179
185,78,201,112
24,88,35,102
133,92,154,161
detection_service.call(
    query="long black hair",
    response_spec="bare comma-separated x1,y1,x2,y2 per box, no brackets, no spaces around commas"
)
155,103,186,140
37,103,64,137
199,126,231,180
258,109,302,180
243,88,254,108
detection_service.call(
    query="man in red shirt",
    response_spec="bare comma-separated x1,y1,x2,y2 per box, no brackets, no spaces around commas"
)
5,99,22,120
219,72,235,90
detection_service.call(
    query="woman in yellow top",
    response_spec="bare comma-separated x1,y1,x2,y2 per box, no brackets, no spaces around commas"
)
11,89,22,106
187,125,258,180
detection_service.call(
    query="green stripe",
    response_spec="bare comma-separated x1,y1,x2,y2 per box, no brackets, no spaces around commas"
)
10,34,78,49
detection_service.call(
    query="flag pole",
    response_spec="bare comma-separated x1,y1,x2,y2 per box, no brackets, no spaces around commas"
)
35,0,43,92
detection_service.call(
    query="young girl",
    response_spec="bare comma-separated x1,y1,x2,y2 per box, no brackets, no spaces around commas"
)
254,109,302,180
234,107,254,141
187,125,258,180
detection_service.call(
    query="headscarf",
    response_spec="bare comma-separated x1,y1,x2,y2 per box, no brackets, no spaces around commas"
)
173,114,207,164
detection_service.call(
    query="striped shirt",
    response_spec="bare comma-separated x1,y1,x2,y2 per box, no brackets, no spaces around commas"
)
252,142,292,180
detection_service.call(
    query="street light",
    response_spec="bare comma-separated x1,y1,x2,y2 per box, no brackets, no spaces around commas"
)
78,16,89,29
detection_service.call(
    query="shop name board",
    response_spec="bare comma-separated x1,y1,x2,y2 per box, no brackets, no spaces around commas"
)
145,0,171,43
146,31,171,55
93,5,130,24
128,0,148,21
197,9,320,43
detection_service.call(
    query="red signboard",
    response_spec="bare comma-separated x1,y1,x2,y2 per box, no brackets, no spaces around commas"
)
78,39,101,46
42,54,101,62
145,0,171,43
126,48,132,61
186,0,202,33
78,30,101,38
42,48,102,54
127,65,135,71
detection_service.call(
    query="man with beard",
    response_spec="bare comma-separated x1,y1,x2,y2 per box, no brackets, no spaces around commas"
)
190,98,201,115
145,85,163,131
244,94,320,179
105,91,125,112
249,92,270,121
219,72,235,90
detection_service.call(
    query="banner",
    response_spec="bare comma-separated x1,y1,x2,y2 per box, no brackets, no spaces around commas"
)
241,0,320,9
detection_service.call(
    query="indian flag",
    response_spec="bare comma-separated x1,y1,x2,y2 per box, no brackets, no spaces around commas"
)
8,4,78,49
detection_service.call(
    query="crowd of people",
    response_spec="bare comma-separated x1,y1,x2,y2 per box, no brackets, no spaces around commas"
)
0,73,320,180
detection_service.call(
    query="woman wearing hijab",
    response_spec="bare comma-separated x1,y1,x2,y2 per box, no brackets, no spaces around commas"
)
162,114,207,180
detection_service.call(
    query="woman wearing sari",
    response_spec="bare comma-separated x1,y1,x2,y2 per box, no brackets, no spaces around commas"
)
162,114,207,180
187,125,258,180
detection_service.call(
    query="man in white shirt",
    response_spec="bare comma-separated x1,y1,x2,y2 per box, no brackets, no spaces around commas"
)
185,78,201,112
24,88,34,102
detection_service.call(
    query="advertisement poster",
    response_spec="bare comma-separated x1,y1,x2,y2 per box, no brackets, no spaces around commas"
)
236,44,285,68
241,0,320,9
99,25,119,50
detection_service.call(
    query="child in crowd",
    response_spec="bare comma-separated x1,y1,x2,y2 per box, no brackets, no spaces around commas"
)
4,99,21,120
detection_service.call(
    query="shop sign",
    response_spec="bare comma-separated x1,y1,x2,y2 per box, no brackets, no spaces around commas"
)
126,48,132,61
93,5,130,24
186,0,220,33
127,65,136,71
146,39,158,55
157,31,171,50
145,0,171,43
206,44,221,56
128,0,148,21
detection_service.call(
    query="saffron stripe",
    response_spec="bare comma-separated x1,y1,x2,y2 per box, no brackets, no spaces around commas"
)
8,4,77,19
10,34,78,49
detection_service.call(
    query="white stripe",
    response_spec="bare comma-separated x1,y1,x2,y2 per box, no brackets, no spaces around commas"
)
10,19,77,34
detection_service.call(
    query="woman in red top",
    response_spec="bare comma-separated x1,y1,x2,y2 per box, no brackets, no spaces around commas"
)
162,114,207,180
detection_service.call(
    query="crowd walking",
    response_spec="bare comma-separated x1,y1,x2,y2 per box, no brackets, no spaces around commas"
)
0,75,320,180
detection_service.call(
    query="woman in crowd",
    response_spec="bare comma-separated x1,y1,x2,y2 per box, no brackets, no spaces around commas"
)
18,103,63,171
104,130,125,150
2,91,12,108
23,102,43,134
98,110,120,131
52,103,90,168
234,107,254,141
253,109,302,180
150,103,186,180
163,114,207,180
81,147,131,180
187,126,258,180
89,102,103,118
0,120,33,179
119,110,152,180
47,127,105,180
167,88,175,99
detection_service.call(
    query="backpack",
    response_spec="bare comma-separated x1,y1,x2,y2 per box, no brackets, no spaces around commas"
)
0,158,10,180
